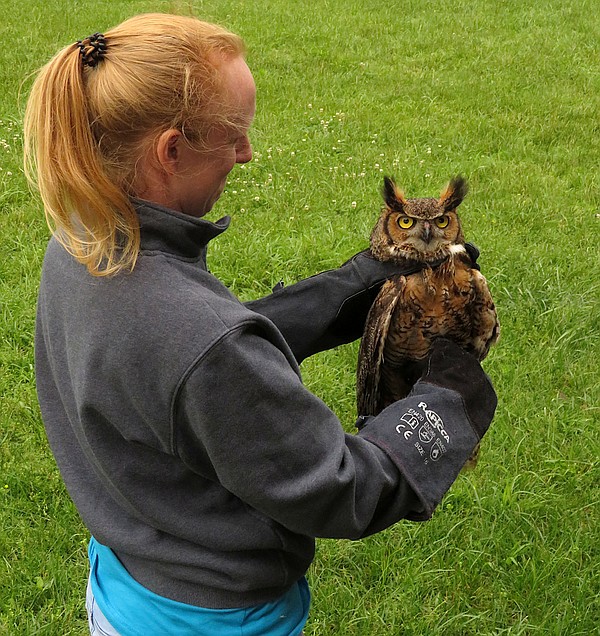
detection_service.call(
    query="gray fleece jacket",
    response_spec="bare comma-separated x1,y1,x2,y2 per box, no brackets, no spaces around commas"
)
35,200,484,609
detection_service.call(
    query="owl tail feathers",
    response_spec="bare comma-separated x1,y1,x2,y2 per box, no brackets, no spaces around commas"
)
462,442,481,471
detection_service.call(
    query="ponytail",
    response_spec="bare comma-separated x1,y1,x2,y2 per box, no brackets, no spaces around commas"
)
24,41,140,275
24,14,245,276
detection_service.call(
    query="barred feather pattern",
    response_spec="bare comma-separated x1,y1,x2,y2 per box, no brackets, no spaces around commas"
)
357,252,498,415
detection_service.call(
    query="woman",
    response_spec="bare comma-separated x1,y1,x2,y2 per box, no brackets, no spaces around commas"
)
24,13,496,635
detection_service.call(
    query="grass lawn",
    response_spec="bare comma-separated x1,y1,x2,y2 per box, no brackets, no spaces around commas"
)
1,0,598,633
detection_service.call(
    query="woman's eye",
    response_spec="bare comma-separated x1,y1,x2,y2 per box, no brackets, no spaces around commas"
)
398,217,414,229
435,215,449,228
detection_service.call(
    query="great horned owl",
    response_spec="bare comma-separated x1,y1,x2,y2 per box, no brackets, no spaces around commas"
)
357,176,499,446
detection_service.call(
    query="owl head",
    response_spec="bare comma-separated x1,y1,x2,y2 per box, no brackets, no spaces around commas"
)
370,176,468,263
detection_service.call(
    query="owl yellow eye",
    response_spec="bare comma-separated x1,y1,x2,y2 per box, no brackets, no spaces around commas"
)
398,217,414,229
434,215,450,228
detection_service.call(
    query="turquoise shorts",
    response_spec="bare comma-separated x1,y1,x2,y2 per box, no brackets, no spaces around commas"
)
87,537,310,635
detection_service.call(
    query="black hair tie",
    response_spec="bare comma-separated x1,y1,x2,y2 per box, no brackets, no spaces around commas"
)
77,33,107,68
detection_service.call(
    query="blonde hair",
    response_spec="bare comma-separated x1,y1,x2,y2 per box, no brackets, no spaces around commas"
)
24,13,245,276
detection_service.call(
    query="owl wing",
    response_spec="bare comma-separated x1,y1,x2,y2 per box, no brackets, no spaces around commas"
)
356,276,406,416
437,255,500,360
469,268,500,360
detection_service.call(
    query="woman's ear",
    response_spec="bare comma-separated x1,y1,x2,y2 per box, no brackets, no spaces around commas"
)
155,129,182,174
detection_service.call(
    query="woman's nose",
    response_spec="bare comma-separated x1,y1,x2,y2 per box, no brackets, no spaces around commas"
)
236,137,253,164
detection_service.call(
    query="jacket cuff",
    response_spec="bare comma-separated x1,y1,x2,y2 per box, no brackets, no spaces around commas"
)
357,383,480,520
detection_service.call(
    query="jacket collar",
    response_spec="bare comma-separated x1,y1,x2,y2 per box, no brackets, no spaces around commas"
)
133,198,230,265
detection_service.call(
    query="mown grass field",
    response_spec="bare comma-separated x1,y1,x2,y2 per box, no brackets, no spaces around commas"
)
1,0,598,634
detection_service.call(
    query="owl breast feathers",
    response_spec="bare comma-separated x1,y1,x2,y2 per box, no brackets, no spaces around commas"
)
357,176,500,418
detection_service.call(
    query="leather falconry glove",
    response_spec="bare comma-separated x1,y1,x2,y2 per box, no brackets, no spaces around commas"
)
357,337,497,519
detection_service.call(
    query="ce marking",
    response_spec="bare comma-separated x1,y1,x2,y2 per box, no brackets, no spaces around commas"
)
395,423,414,440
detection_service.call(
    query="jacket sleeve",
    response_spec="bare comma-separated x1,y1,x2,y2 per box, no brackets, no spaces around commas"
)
244,251,425,363
174,321,485,538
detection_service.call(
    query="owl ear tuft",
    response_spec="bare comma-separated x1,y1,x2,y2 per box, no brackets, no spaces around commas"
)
382,176,407,212
439,176,468,211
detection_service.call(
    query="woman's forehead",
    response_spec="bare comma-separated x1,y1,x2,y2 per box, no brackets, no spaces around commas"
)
221,55,256,126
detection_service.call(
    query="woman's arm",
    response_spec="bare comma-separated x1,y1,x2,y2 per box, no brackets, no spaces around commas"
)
174,324,496,537
245,251,427,362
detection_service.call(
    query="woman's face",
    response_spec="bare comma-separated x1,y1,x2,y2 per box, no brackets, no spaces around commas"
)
133,55,256,217
172,55,256,217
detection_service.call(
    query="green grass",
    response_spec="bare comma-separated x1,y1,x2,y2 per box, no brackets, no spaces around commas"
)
1,0,598,633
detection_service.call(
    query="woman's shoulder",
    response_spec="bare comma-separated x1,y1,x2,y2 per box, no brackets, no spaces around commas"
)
40,235,273,361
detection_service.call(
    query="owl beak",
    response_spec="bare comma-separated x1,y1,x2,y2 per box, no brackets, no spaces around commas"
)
421,221,432,243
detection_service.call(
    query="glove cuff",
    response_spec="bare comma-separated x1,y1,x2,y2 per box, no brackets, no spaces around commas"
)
358,385,481,519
